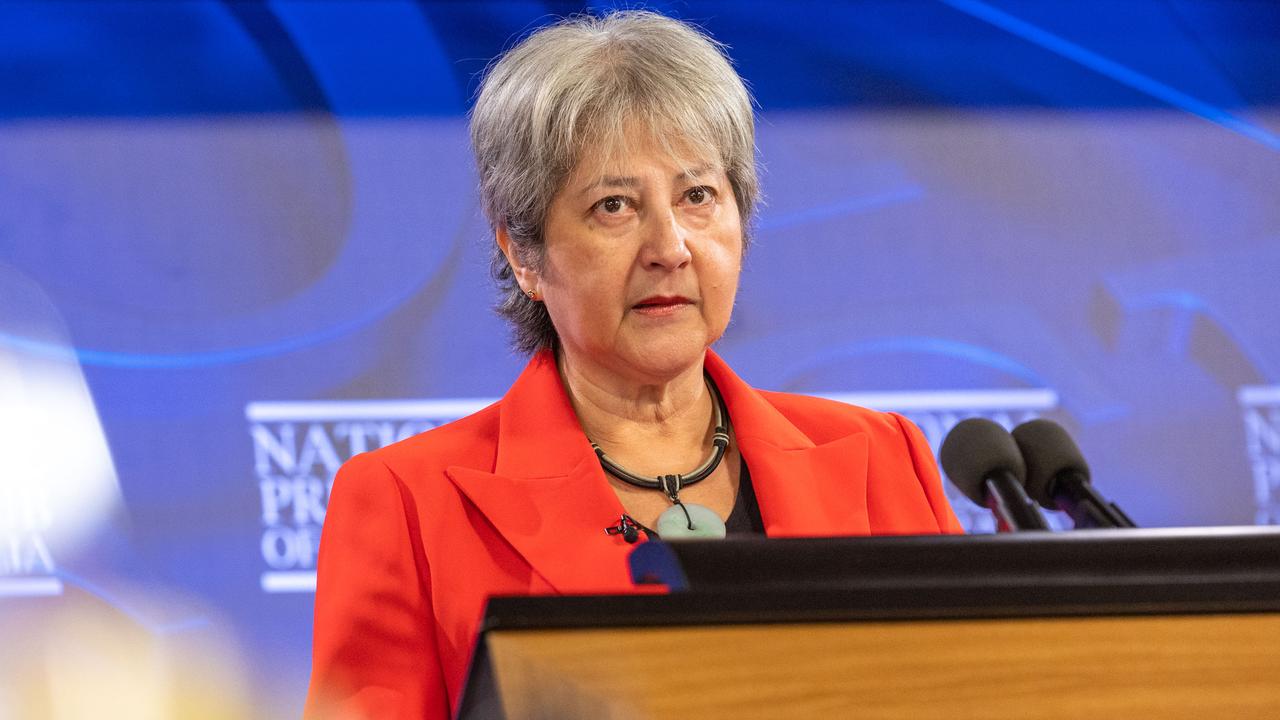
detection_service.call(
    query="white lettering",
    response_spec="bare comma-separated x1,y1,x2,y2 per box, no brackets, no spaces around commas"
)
1251,457,1280,505
259,479,291,526
0,486,52,533
396,421,436,442
261,527,296,569
252,423,297,477
297,424,342,476
0,533,56,576
1244,407,1280,457
290,478,327,526
260,477,328,527
333,422,374,456
260,526,320,570
22,533,54,575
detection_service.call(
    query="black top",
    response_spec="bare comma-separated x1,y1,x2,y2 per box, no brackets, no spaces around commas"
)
724,459,765,535
459,527,1280,720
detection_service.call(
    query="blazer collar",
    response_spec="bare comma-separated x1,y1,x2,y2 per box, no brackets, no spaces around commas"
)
446,351,636,594
703,352,871,538
445,350,870,593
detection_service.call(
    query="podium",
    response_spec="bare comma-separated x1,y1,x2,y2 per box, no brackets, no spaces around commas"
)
456,527,1280,719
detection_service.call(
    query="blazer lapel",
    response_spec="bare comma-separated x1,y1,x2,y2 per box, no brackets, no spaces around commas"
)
444,351,638,594
446,349,874,593
706,352,872,537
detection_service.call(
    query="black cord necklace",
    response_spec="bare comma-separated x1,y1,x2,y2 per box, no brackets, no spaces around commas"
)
592,374,731,539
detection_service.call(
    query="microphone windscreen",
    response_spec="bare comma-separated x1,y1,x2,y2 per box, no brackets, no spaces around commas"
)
1011,419,1090,509
939,418,1027,506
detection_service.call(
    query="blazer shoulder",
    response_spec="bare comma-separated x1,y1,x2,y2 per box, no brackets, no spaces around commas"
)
757,389,963,534
756,389,905,444
353,400,502,481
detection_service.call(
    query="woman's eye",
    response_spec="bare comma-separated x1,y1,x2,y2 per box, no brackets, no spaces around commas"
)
597,196,627,214
686,186,713,205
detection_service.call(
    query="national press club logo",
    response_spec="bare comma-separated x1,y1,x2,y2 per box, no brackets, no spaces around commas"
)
1239,386,1280,525
246,399,492,593
246,388,1061,593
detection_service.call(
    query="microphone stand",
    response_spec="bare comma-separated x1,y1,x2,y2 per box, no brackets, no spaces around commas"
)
1050,473,1137,529
984,471,1052,532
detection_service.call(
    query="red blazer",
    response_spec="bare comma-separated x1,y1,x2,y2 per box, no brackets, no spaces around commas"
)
305,349,962,719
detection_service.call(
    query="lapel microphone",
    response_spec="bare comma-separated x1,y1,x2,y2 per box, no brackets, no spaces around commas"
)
605,514,657,543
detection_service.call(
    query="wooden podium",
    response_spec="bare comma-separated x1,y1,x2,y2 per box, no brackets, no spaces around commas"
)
456,527,1280,719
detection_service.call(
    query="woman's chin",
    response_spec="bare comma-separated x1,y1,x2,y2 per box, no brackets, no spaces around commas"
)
614,333,714,381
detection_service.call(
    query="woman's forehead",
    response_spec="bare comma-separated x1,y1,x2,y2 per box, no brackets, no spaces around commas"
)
568,134,723,185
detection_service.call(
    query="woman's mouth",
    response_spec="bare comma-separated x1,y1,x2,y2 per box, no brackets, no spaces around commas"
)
632,295,693,316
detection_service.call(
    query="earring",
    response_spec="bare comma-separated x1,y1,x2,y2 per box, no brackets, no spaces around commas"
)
526,289,539,301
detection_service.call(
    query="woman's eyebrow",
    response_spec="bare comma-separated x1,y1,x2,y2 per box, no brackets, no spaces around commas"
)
676,164,718,182
578,175,639,195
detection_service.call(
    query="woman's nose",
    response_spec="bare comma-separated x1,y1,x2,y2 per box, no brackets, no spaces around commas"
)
641,209,693,270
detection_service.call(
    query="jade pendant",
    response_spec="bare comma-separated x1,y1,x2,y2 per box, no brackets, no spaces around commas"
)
655,502,726,539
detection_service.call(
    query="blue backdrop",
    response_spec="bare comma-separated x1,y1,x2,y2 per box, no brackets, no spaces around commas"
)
1,1,1278,716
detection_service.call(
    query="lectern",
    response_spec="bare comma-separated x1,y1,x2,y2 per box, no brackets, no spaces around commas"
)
457,527,1280,719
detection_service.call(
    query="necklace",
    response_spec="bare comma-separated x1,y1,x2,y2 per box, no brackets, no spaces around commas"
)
591,375,730,539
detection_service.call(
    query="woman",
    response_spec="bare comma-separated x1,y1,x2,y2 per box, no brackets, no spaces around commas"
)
306,10,961,719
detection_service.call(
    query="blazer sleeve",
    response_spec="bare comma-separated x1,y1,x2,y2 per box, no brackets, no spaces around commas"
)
304,453,450,720
890,412,965,534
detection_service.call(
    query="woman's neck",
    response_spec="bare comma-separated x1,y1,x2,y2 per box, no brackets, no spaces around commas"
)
558,351,712,467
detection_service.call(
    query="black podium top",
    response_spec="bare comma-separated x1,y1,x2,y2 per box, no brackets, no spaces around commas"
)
457,527,1280,719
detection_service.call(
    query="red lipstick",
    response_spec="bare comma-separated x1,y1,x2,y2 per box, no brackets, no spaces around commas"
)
632,295,693,316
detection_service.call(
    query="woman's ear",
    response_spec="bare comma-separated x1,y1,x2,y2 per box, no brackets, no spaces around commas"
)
496,226,540,295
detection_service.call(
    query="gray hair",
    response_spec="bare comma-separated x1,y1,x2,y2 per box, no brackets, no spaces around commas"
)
470,10,758,354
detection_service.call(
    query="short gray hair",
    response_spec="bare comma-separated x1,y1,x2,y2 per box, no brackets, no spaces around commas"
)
470,10,758,355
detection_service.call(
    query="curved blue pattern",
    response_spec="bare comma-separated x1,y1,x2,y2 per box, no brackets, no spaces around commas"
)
1118,289,1269,378
783,337,1051,389
939,0,1280,151
0,294,397,369
756,185,926,232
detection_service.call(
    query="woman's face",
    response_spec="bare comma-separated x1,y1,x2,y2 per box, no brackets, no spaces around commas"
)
534,137,743,384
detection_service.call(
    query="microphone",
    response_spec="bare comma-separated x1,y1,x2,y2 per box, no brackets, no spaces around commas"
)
940,418,1050,531
605,514,657,543
1011,419,1137,529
